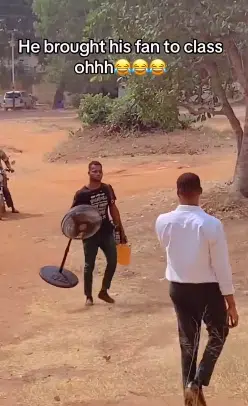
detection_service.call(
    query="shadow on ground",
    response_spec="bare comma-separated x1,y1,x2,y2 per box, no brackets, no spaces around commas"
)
66,299,172,315
65,395,246,406
2,212,44,221
64,396,183,406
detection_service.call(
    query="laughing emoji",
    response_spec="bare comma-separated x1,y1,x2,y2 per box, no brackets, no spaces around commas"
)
150,59,167,76
115,59,131,76
132,59,148,76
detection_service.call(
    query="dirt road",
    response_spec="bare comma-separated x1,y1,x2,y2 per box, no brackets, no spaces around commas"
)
0,109,246,406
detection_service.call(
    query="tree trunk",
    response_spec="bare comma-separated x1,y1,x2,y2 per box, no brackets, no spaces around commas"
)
53,83,65,109
221,102,243,155
206,61,243,154
222,40,248,196
232,100,248,196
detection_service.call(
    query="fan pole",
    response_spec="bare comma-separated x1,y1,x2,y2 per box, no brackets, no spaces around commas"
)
59,239,72,273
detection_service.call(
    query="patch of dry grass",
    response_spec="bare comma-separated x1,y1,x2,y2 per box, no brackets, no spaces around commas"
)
45,127,235,163
201,183,248,220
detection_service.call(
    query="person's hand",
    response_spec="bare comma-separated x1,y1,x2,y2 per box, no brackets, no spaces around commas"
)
120,231,128,244
227,306,239,328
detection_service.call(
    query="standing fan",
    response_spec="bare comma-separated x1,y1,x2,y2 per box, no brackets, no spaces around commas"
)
39,205,102,288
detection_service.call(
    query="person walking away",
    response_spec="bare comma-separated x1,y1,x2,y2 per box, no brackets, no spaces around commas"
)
71,161,127,306
0,149,19,213
155,173,238,406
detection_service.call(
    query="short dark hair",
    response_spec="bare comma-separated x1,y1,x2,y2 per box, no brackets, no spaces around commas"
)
88,161,102,170
176,172,202,195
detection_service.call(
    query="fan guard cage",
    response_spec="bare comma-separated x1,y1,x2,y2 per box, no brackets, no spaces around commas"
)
61,204,102,240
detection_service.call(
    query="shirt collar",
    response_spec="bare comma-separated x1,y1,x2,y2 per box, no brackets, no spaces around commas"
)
176,205,203,212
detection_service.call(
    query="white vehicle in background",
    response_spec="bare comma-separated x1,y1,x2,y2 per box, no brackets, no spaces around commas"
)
3,91,36,111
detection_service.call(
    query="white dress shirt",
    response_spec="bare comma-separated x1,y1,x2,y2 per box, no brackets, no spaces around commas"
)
155,205,234,296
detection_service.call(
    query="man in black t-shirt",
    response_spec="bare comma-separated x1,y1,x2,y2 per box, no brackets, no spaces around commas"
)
72,161,127,305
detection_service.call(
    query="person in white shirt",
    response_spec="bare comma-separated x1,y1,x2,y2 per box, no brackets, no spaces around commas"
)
155,172,239,406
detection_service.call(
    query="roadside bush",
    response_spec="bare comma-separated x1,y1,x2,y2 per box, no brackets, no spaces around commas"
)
78,77,183,131
78,94,113,125
107,79,180,131
107,91,142,130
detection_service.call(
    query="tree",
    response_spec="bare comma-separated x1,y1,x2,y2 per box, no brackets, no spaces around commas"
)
0,0,36,89
0,0,35,59
84,0,248,197
32,0,118,99
32,0,83,94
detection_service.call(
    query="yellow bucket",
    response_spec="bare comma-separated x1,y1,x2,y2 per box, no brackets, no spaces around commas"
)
117,244,131,266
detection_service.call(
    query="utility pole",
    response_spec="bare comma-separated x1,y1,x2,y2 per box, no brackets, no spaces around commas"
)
9,31,16,109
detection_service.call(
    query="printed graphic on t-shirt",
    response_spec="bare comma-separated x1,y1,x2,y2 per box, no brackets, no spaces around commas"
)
90,191,109,220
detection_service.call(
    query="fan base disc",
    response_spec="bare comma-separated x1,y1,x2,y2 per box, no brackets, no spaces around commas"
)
39,266,79,288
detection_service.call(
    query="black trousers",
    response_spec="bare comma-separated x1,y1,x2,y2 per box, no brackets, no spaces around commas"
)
3,186,14,208
83,231,117,297
170,282,229,388
2,174,14,208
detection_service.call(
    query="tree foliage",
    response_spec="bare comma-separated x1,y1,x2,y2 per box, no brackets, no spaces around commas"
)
107,79,180,131
84,0,248,195
20,0,248,195
33,0,88,41
33,0,99,91
79,93,113,125
78,75,183,131
0,0,37,89
0,0,35,59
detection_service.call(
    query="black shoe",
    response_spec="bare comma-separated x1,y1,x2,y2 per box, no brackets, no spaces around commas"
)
98,290,115,304
85,297,94,306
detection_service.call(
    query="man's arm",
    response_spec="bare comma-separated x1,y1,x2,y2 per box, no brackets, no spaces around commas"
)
155,214,169,248
109,203,127,242
210,220,238,327
108,185,127,243
71,191,79,208
210,221,234,296
0,150,13,171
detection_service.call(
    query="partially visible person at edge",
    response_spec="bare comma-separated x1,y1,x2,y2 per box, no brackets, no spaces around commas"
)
155,173,238,406
71,161,127,306
0,149,19,213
